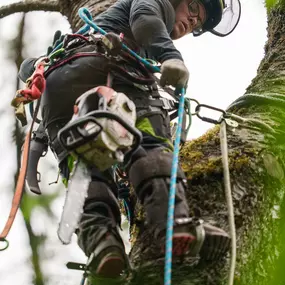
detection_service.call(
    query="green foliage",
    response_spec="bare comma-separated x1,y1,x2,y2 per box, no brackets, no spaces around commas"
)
265,0,276,10
265,0,285,10
21,191,59,222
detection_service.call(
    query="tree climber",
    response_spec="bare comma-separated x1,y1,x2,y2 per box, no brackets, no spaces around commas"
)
18,0,241,279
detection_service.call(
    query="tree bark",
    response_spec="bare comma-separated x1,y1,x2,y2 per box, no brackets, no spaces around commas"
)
2,0,285,284
58,0,117,32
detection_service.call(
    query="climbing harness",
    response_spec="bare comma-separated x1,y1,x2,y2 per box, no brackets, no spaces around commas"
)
48,8,160,74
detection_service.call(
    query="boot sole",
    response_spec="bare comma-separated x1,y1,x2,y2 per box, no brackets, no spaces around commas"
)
200,233,231,261
161,233,196,257
95,253,126,278
161,232,231,260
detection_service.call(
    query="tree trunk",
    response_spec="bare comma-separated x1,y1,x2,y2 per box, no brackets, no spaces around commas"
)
58,0,117,32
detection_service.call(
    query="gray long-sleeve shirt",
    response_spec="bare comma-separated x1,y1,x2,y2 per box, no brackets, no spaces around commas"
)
19,0,182,82
94,0,183,62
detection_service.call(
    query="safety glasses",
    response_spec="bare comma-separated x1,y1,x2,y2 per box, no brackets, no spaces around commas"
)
188,0,204,31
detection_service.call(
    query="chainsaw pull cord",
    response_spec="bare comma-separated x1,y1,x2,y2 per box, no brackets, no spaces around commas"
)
220,120,236,285
164,87,187,285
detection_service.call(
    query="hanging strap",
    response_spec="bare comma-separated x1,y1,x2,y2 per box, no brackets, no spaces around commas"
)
0,99,41,250
1,59,46,250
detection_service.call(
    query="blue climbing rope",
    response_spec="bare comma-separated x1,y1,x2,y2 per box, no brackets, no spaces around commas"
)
164,88,186,285
77,8,160,73
50,8,161,74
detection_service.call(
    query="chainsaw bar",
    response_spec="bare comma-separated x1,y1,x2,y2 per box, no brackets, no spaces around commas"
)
57,160,91,244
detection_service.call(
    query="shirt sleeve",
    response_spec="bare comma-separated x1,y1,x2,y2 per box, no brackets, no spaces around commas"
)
129,0,183,63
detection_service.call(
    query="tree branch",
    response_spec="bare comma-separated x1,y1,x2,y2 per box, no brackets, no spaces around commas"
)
0,0,60,19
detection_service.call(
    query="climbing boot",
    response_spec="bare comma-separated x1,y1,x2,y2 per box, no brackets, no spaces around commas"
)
86,226,129,279
156,218,202,257
157,218,231,260
200,222,231,261
128,151,191,256
76,180,130,279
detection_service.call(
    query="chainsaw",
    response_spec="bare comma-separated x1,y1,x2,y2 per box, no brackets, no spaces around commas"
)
56,85,142,244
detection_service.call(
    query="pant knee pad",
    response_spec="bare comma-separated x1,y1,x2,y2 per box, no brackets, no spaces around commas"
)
128,151,186,198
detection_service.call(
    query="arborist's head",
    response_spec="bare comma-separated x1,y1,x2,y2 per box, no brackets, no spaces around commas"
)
171,0,241,40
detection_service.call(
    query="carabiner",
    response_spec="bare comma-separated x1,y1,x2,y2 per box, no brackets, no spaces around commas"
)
48,48,65,64
189,98,200,116
0,237,9,251
195,103,227,125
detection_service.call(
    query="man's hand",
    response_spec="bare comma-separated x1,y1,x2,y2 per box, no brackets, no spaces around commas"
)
101,32,123,56
160,58,189,89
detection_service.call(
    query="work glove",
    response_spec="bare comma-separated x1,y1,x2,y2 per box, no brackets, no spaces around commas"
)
160,58,189,89
46,30,65,55
101,32,123,56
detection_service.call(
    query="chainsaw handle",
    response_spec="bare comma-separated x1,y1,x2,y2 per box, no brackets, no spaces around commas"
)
57,110,142,159
87,110,142,152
